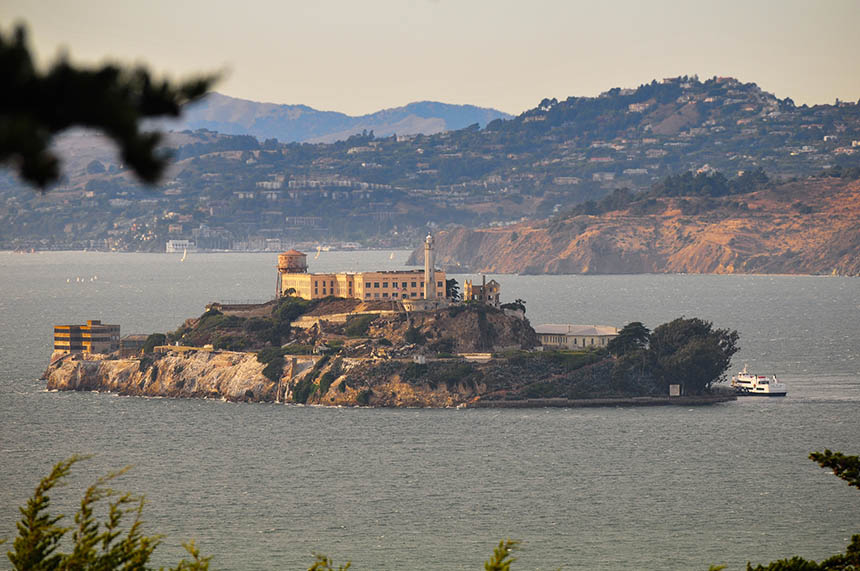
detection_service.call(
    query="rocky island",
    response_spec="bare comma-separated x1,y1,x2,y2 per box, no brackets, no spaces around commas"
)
44,244,738,407
44,298,738,408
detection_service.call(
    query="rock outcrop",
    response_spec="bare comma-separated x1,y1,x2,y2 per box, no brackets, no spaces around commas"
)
410,178,860,276
45,350,276,402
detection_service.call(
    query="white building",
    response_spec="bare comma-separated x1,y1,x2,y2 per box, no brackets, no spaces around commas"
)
165,239,196,253
535,324,619,350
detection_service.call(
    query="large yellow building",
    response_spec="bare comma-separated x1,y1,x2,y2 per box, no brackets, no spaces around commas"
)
278,236,447,301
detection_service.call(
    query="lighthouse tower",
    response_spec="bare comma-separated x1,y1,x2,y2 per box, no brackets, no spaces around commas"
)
423,233,436,300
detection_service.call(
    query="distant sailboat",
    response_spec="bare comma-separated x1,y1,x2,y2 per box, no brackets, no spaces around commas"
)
180,247,187,262
389,252,395,260
314,245,322,259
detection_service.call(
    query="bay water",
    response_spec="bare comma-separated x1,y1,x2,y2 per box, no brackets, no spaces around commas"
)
1,250,858,570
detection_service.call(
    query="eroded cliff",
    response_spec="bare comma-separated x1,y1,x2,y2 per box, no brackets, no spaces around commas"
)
410,177,860,275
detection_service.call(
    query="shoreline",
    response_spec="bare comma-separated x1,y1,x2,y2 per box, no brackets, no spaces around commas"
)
469,394,736,408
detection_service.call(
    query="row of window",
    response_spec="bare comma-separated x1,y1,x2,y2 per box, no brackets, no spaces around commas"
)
363,280,442,289
541,335,609,346
364,291,427,299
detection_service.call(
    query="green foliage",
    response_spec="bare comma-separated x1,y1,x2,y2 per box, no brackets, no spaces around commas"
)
404,325,426,345
484,539,519,571
648,317,739,395
607,321,650,356
0,24,214,189
318,372,336,397
429,337,456,355
356,389,373,406
810,449,860,489
282,344,314,355
291,376,317,404
5,456,210,570
212,335,247,351
274,297,314,324
531,350,601,371
261,358,285,383
141,333,165,354
344,314,375,337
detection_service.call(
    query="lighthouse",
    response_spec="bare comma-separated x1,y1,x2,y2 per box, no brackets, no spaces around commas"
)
423,233,436,300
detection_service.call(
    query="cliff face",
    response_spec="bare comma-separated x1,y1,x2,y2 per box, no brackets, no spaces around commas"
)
45,350,277,402
411,178,860,275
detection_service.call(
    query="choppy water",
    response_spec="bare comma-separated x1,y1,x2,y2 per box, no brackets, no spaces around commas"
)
1,251,858,570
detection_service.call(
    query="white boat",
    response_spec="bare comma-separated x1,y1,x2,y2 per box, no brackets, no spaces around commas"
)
731,364,787,396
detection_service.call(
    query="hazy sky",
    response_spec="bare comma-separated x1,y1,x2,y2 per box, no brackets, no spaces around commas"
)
3,0,859,116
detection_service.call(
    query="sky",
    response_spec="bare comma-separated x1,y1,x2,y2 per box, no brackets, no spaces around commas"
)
3,0,860,116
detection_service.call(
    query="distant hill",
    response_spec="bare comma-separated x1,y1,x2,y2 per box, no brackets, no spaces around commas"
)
170,93,512,143
412,174,860,276
3,76,860,259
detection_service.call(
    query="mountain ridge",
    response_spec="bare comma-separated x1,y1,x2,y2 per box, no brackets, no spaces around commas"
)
170,93,512,143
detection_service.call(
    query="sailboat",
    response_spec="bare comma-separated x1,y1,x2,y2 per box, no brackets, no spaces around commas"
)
180,247,187,262
314,245,322,259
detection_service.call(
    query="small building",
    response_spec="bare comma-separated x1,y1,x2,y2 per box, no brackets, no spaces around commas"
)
464,276,501,308
119,334,149,357
165,239,195,253
53,320,120,354
535,324,619,350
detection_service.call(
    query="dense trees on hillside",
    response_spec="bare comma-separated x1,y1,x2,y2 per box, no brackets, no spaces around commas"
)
609,317,739,395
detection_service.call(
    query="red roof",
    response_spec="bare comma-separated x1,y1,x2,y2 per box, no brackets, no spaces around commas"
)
282,249,305,256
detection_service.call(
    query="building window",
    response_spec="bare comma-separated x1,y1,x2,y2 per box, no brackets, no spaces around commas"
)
411,292,417,297
365,293,370,298
374,282,379,288
402,282,407,288
382,282,388,288
411,281,416,287
437,281,443,287
392,282,398,289
366,282,371,288
374,293,380,298
322,288,327,295
382,293,388,298
330,281,334,287
392,293,398,298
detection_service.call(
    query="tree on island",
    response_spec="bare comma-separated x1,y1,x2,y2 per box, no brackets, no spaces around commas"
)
648,317,739,394
609,317,738,395
606,321,650,356
0,24,215,190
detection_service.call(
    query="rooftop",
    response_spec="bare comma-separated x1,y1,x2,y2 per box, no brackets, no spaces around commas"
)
534,324,618,336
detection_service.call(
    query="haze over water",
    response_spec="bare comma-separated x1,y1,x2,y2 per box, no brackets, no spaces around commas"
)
1,250,858,570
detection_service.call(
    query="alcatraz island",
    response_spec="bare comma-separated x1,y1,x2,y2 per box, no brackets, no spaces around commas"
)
43,236,738,407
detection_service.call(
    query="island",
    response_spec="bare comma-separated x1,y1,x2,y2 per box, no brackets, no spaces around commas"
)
43,244,738,408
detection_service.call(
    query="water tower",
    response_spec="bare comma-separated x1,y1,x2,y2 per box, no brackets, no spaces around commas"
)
277,249,308,296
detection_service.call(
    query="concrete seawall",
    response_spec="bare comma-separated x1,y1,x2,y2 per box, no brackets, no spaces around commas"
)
469,394,736,408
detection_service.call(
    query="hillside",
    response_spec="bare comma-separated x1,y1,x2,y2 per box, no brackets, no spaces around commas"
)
166,93,512,143
2,76,859,251
414,175,860,275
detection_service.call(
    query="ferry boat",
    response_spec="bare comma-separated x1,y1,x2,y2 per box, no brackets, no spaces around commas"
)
731,365,787,396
